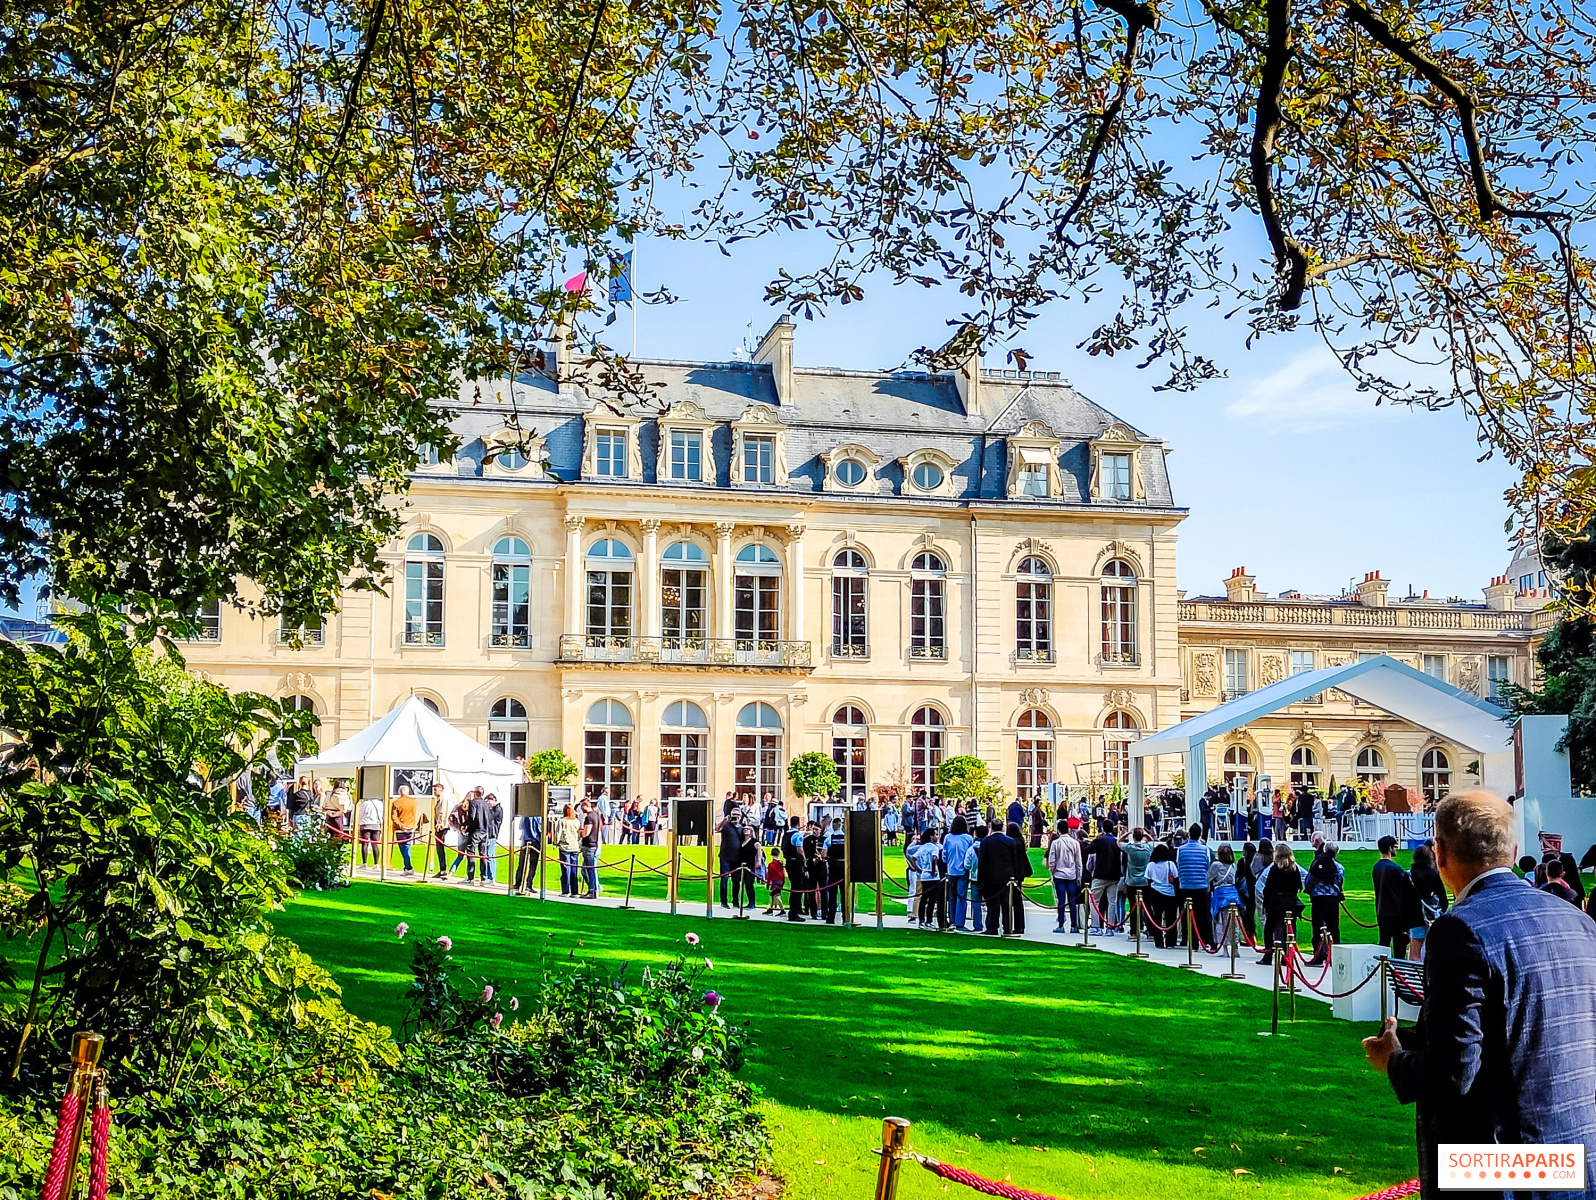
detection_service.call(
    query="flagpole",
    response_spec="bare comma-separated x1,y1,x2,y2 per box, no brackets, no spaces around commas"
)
631,238,639,358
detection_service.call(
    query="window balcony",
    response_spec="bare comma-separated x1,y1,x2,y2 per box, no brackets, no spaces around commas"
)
559,634,812,669
490,631,531,648
1015,647,1054,664
403,629,443,647
831,641,869,659
1098,650,1140,667
278,627,325,647
909,643,948,660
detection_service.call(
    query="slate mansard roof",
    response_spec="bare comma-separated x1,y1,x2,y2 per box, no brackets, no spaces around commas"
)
430,353,1180,511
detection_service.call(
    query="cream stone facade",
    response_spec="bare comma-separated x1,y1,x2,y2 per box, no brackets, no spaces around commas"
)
180,319,1188,802
1176,566,1548,803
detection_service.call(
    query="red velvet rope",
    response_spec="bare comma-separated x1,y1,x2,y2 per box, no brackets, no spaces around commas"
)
918,1158,1063,1200
1350,1180,1421,1199
39,1092,84,1200
86,1102,111,1200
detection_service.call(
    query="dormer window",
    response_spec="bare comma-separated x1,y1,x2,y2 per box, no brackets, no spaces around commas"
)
656,400,715,484
1090,423,1147,502
581,404,642,480
730,403,789,486
821,443,882,492
1005,422,1062,499
596,430,628,478
899,447,957,497
483,429,545,478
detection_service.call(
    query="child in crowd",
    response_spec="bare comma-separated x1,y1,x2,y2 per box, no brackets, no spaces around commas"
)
763,854,786,914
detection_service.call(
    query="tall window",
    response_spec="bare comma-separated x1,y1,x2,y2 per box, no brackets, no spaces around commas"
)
583,699,632,800
1016,710,1053,800
488,698,527,760
1103,711,1136,785
1018,464,1049,497
595,430,628,478
661,541,707,657
1487,655,1511,701
278,611,325,646
910,707,945,795
1223,648,1248,698
734,544,782,651
585,540,633,643
191,599,221,642
910,552,947,659
1290,745,1320,788
668,430,703,481
832,706,868,803
1290,649,1321,703
275,693,318,774
1422,748,1451,801
1356,746,1386,781
1015,557,1053,662
660,700,708,798
1222,744,1252,791
1100,559,1137,663
743,435,775,484
735,702,783,800
404,534,445,646
491,537,531,647
1102,453,1132,500
1422,653,1447,681
831,549,868,656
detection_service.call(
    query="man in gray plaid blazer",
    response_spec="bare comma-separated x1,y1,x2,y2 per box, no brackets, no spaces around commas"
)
1363,791,1596,1198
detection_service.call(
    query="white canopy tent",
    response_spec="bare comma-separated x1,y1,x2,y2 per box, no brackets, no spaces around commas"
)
296,696,524,840
1128,654,1515,826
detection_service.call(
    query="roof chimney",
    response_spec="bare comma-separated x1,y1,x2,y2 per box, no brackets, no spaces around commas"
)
751,314,795,405
931,323,986,418
1223,566,1257,604
1483,573,1518,612
1354,570,1389,608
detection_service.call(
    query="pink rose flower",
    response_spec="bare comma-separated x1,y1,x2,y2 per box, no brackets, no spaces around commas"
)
704,959,714,971
481,985,494,1003
490,1012,503,1030
436,935,453,952
394,923,409,939
685,932,700,946
509,997,520,1012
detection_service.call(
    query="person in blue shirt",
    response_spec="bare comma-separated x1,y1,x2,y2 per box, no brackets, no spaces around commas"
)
1174,824,1214,947
942,815,976,930
906,830,945,929
1303,841,1346,966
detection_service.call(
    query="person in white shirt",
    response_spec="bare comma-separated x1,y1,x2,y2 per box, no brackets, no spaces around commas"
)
356,793,384,866
1045,821,1084,934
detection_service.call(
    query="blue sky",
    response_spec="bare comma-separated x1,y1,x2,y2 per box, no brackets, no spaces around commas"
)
617,234,1518,602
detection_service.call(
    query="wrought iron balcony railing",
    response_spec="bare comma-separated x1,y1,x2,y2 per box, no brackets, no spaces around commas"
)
490,631,531,648
908,643,948,660
403,629,444,647
559,634,812,668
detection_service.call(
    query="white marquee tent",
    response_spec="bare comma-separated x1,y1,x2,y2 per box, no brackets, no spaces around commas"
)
1127,654,1516,826
296,696,524,841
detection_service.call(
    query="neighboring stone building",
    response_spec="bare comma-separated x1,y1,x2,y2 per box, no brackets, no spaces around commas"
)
1176,565,1548,803
179,318,1188,802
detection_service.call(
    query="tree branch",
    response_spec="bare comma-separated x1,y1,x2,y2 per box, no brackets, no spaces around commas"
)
331,0,387,167
538,0,610,217
1250,0,1309,309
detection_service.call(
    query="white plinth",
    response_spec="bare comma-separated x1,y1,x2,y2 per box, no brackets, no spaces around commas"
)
1331,942,1388,1022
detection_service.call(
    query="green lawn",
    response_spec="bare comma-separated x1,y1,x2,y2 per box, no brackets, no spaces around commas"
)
275,877,1419,1200
381,840,1397,944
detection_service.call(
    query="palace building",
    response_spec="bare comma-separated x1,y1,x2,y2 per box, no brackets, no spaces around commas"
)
174,317,1546,804
180,318,1187,801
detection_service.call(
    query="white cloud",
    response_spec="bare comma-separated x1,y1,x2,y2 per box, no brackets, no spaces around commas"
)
1225,347,1374,431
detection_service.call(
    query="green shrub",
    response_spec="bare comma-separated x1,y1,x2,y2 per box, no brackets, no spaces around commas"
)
276,819,349,892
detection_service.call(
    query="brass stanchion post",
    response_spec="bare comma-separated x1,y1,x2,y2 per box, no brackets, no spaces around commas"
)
1178,899,1200,969
60,1032,104,1191
1077,886,1093,949
1131,889,1148,958
874,1117,912,1200
1222,904,1245,979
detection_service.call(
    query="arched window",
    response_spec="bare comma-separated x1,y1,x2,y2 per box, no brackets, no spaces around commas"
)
1356,746,1387,781
419,696,440,714
276,693,318,772
1016,709,1053,801
1222,743,1253,793
498,446,527,470
585,540,633,646
404,534,445,646
661,541,708,662
1290,745,1320,788
1015,557,1053,662
832,706,868,803
1422,748,1451,801
584,699,632,801
835,457,867,487
488,697,527,760
491,537,531,648
832,549,869,657
734,544,782,661
735,702,783,801
1100,559,1137,664
910,552,947,659
660,700,708,799
911,461,944,491
1103,711,1137,785
910,707,946,795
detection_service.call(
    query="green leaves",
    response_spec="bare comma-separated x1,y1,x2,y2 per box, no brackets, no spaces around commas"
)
786,750,841,799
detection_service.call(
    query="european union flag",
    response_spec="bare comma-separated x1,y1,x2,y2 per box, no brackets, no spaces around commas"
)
606,250,633,325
